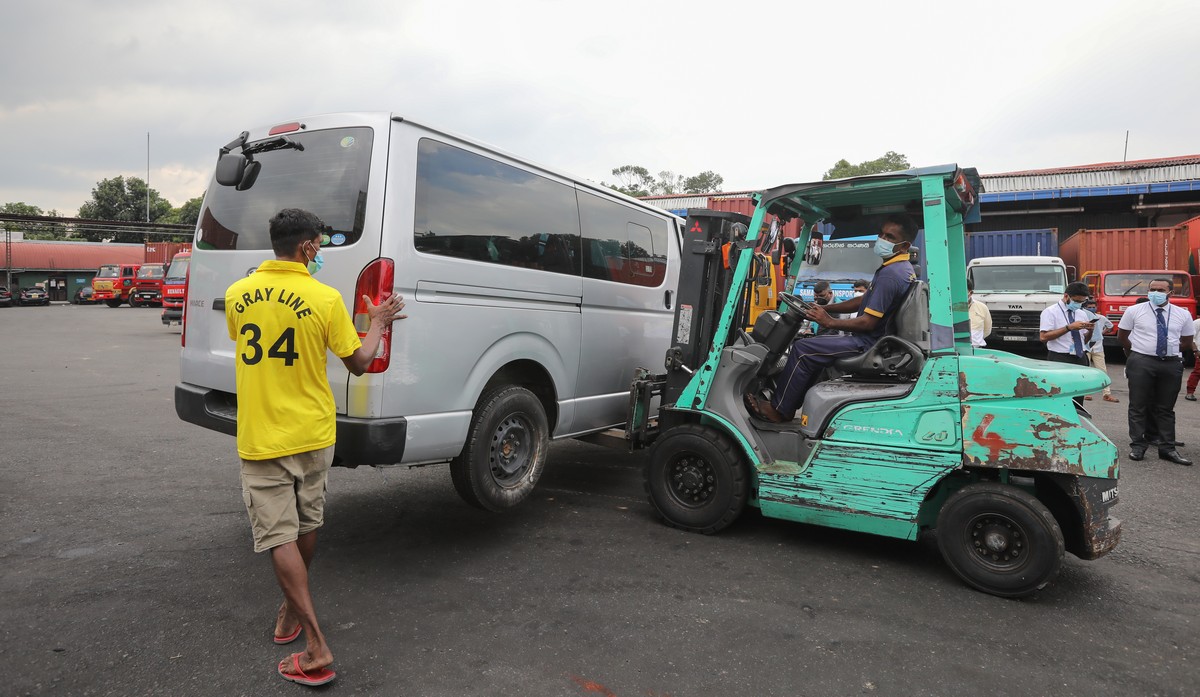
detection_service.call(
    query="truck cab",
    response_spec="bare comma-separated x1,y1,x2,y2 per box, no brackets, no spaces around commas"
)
1081,270,1196,346
967,255,1070,347
130,263,166,307
92,264,140,307
160,250,190,325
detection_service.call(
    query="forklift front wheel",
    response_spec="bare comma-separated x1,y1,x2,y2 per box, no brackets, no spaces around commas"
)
645,424,748,534
936,482,1065,598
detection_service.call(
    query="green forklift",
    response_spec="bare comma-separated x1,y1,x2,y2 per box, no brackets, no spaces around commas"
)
628,165,1120,598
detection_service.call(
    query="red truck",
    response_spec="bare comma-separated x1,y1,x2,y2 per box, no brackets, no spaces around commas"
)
130,263,167,307
92,263,141,307
1082,270,1196,347
160,249,191,325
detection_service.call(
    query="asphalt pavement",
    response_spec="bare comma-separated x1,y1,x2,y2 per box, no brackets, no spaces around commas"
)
2,304,1198,696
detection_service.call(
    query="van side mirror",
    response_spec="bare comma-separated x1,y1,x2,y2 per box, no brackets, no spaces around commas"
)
236,160,261,191
216,153,247,187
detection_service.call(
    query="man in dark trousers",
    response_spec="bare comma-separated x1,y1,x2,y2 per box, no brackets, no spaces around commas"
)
1119,278,1194,465
225,209,408,685
744,214,917,423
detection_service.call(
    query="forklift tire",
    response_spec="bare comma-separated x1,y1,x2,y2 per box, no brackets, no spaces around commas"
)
450,385,549,513
645,424,748,534
936,482,1064,599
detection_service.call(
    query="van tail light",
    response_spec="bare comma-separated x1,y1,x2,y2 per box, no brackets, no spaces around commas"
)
353,258,395,373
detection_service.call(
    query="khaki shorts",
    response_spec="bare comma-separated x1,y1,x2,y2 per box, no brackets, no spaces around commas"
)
240,445,334,553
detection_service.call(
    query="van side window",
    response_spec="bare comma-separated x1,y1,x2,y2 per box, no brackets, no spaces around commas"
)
578,191,668,287
414,139,581,275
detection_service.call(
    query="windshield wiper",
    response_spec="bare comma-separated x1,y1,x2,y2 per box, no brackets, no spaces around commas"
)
242,137,304,156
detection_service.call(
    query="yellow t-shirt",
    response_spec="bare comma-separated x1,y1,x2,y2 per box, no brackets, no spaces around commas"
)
225,260,362,460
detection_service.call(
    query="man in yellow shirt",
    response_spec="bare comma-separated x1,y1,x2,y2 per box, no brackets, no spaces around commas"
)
225,208,406,686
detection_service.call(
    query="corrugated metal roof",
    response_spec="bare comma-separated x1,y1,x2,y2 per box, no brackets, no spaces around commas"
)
983,155,1200,193
1,240,144,271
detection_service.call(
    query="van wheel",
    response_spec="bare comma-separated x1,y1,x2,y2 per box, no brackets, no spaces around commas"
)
105,300,122,308
645,424,748,534
936,482,1064,598
450,385,549,512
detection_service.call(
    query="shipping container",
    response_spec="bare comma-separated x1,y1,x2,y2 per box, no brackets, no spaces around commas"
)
705,196,804,238
964,229,1058,264
1059,226,1189,278
143,241,192,264
1180,215,1200,274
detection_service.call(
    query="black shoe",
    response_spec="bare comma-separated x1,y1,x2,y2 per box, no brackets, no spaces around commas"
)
1186,393,1197,401
1159,450,1193,466
1129,450,1145,461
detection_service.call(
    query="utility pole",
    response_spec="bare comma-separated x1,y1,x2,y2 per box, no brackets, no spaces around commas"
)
1123,130,1129,162
146,132,151,222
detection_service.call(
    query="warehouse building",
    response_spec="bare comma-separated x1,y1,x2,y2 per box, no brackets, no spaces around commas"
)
1,240,143,301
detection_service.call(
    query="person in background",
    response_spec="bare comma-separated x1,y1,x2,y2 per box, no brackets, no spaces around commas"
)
852,279,869,297
1081,297,1118,403
1118,278,1193,465
811,280,840,336
967,277,992,348
1185,312,1200,401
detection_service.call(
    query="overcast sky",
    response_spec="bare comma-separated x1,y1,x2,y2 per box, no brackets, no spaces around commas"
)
2,0,1198,216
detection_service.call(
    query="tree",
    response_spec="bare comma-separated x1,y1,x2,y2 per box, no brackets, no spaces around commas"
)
822,151,911,180
606,165,655,197
166,195,205,226
0,202,70,240
684,171,724,194
652,171,686,196
77,176,174,242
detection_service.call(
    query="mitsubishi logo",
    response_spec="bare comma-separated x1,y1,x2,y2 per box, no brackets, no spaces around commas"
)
1009,315,1022,324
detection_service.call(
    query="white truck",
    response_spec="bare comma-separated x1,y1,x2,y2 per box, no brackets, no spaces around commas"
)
966,255,1071,347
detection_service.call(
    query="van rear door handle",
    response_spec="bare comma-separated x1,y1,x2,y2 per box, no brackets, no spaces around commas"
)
664,290,673,309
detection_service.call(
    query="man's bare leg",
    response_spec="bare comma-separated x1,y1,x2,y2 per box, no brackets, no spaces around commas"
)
275,531,317,638
271,536,333,672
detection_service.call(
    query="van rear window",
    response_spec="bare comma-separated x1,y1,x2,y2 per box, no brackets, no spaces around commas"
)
196,127,373,251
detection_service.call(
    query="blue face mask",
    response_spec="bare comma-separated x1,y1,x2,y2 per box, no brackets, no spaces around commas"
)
1066,300,1083,311
874,237,898,258
1148,291,1169,306
305,242,324,275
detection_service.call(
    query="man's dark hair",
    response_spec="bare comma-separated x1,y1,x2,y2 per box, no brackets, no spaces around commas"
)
1065,281,1090,297
814,280,831,294
853,279,869,290
883,213,919,243
1152,277,1175,291
269,208,324,257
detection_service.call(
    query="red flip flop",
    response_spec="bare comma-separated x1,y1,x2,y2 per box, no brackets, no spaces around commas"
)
278,652,336,687
273,624,302,645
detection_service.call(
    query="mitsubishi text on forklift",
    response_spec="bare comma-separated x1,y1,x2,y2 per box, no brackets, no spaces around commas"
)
627,165,1120,598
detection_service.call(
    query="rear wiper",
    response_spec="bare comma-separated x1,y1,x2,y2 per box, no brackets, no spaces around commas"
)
242,137,304,156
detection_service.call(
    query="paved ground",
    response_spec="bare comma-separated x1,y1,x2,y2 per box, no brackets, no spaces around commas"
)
2,304,1198,696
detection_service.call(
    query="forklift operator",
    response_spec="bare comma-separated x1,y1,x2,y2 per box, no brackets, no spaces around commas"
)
744,214,918,424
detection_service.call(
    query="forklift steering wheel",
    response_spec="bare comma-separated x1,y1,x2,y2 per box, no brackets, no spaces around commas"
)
778,292,813,315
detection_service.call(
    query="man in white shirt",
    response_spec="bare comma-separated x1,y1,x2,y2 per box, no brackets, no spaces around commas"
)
1118,278,1195,465
1186,314,1200,401
1040,282,1094,367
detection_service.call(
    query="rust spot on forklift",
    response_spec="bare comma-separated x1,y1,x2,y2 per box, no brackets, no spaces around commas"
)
1030,415,1074,440
1014,376,1061,398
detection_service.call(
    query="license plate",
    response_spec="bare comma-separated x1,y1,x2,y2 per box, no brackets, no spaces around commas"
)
1002,336,1029,342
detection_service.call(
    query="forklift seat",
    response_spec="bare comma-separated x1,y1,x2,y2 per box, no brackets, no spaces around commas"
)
832,282,929,379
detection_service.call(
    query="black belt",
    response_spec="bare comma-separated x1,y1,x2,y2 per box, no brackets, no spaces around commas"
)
1132,351,1181,362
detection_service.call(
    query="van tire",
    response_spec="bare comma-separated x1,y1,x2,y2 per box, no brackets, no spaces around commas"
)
936,482,1064,598
450,385,549,512
645,424,748,534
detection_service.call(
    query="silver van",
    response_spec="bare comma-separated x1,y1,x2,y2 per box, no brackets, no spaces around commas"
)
176,113,683,510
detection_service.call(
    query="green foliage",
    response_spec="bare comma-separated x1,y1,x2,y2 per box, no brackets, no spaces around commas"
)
1,202,70,240
165,195,204,226
77,176,174,242
822,151,911,180
604,165,726,197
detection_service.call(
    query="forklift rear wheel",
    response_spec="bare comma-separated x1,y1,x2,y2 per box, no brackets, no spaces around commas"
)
936,482,1064,598
646,424,748,534
450,385,549,512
